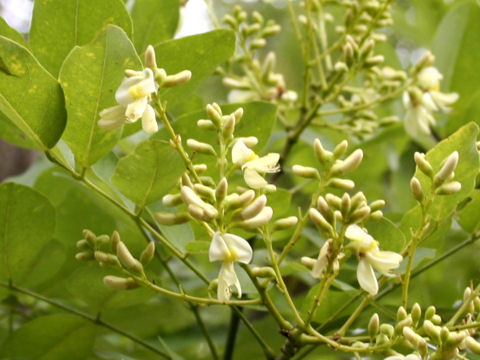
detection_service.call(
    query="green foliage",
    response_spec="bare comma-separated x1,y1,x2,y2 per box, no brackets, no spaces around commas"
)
59,25,141,168
29,0,132,77
112,139,185,207
0,37,66,150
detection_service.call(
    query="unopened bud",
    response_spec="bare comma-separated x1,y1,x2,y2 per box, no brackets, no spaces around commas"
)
395,315,412,334
369,199,385,212
292,164,320,179
411,303,422,325
145,45,157,71
154,211,189,225
262,24,281,36
103,275,139,290
403,327,425,348
186,139,216,156
233,107,243,123
206,103,223,125
365,55,384,67
316,196,332,220
301,256,316,269
239,206,273,229
410,177,424,202
225,189,255,210
75,252,92,261
193,183,216,201
309,208,334,233
314,138,333,163
325,193,342,209
466,336,480,354
117,241,144,274
397,306,408,321
334,61,348,73
446,331,466,348
111,231,121,252
431,314,442,325
435,181,461,195
140,241,155,266
333,140,348,158
440,326,450,343
344,42,355,66
83,229,96,246
250,38,266,49
76,239,90,250
329,178,355,190
162,193,183,207
434,151,459,186
380,323,394,338
240,136,258,147
425,305,436,320
241,195,267,220
273,216,298,231
163,70,192,87
349,206,371,222
223,14,238,28
94,251,118,266
370,210,383,220
197,119,215,130
252,266,276,278
368,313,379,338
330,149,363,175
216,178,228,203
423,320,441,343
222,114,236,141
416,51,435,69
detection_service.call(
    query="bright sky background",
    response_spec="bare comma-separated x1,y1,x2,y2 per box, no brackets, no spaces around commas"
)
0,0,212,36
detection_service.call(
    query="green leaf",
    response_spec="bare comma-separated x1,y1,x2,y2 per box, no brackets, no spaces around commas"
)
457,190,480,233
59,25,142,168
111,139,185,207
432,1,480,134
131,0,180,53
0,17,26,46
185,241,210,254
0,183,56,286
0,37,66,150
414,122,479,220
366,217,406,253
29,0,133,77
0,314,95,360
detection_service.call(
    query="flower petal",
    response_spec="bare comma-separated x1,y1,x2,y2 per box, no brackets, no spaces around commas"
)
115,76,143,105
223,233,252,264
141,104,158,134
217,262,241,302
357,258,378,295
125,97,148,123
244,168,268,189
312,242,329,278
366,249,402,274
209,232,230,262
244,153,280,173
232,139,256,166
345,224,375,250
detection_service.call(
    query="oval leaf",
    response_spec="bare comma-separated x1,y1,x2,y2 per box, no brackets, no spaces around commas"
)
59,25,142,168
111,139,185,207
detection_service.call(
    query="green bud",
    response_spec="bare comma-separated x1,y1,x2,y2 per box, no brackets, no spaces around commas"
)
435,181,461,195
75,252,92,261
154,212,189,225
144,45,157,71
397,306,408,321
96,235,110,245
216,178,228,203
425,305,436,320
375,333,389,345
333,140,348,158
186,139,216,156
314,138,333,163
197,119,216,130
117,241,144,274
410,177,424,202
349,206,371,223
309,208,334,233
250,38,267,49
83,229,96,246
325,193,342,209
431,314,442,325
365,55,384,67
330,149,363,176
240,195,267,220
223,14,238,28
433,151,459,187
466,336,480,354
94,251,119,266
411,303,422,326
395,315,412,334
224,190,255,210
273,216,298,231
251,266,276,278
76,239,90,250
163,70,192,87
446,331,466,348
292,165,320,179
350,191,367,210
300,256,316,269
206,103,223,125
380,323,394,338
368,313,379,339
140,241,155,266
316,196,333,221
328,178,355,190
111,231,120,252
162,193,183,207
370,210,383,220
103,275,139,290
423,320,441,343
341,193,351,216
222,114,236,141
262,24,281,36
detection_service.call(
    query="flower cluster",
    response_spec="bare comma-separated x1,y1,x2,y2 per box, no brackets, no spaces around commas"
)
403,57,458,139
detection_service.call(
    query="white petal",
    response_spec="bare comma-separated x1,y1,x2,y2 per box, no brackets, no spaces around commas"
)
223,233,252,264
243,153,280,173
209,232,230,262
357,258,378,295
115,76,142,105
97,118,124,130
430,91,459,111
242,206,273,229
312,242,329,278
139,68,157,94
227,89,257,103
244,168,268,189
417,66,442,90
422,93,438,112
232,140,255,166
366,249,402,274
99,104,125,120
125,97,148,123
217,262,241,302
345,224,375,250
141,105,158,134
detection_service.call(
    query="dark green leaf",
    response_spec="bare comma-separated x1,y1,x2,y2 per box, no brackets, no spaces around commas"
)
457,190,480,233
0,37,66,150
59,25,142,168
29,0,133,77
111,139,185,207
0,314,95,360
0,183,56,286
366,217,406,253
185,241,210,254
414,122,479,220
131,0,180,53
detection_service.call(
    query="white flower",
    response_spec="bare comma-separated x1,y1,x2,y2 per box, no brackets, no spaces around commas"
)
345,224,402,295
232,139,280,189
209,232,253,302
402,67,458,138
98,68,159,134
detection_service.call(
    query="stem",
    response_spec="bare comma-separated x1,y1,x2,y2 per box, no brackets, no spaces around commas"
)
336,295,373,336
224,307,241,360
192,306,219,360
0,281,171,359
447,283,480,326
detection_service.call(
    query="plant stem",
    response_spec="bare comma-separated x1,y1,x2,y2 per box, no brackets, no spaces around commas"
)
0,281,171,359
224,307,241,360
